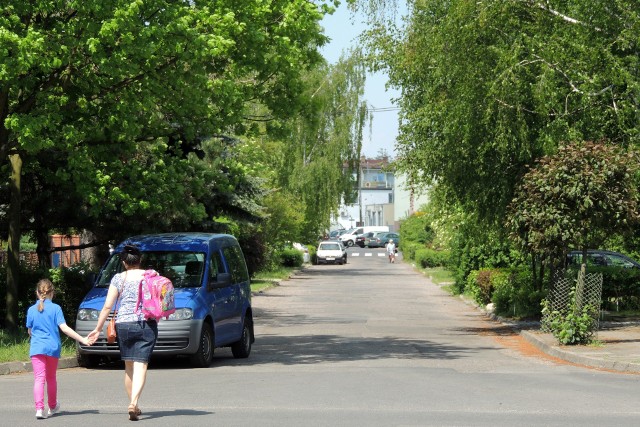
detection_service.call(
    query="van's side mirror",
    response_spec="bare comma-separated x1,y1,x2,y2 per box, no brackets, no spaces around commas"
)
207,272,232,291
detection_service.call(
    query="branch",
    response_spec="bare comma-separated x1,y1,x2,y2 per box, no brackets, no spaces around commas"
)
527,1,602,31
47,239,111,254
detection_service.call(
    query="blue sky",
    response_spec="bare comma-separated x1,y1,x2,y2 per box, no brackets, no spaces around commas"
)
319,3,402,159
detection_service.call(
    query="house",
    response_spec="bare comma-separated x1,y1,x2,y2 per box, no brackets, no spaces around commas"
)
336,156,395,231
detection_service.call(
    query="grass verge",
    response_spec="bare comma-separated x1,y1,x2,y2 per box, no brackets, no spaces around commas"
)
251,265,301,293
0,329,78,364
420,267,455,286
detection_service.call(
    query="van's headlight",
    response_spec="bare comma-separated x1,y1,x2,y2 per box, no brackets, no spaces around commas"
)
77,309,100,321
168,308,193,320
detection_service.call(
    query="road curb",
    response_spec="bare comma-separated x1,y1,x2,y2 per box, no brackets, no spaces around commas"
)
0,357,78,376
520,330,640,373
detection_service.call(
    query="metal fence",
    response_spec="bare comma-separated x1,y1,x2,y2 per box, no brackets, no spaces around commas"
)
541,269,603,334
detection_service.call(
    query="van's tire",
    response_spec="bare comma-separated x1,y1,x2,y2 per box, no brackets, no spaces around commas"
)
231,316,253,358
76,349,100,368
190,322,214,368
346,240,354,247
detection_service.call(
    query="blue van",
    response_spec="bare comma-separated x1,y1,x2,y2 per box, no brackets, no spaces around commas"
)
75,233,254,368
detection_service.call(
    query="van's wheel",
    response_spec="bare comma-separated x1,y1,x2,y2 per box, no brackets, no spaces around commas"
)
346,240,354,247
76,349,100,368
231,315,253,359
190,322,214,368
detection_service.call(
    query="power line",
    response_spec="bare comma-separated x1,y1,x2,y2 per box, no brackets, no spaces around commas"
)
368,106,400,112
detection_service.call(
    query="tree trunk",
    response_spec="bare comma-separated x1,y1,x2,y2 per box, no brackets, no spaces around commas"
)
5,153,22,331
80,229,110,271
35,223,52,269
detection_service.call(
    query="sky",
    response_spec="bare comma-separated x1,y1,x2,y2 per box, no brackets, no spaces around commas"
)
319,3,402,159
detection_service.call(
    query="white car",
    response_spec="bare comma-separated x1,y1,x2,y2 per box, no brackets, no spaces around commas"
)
316,241,346,265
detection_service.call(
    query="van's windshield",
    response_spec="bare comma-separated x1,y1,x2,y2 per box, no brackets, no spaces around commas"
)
95,251,206,288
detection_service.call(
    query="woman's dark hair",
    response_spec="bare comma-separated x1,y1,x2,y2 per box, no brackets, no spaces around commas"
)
119,244,142,266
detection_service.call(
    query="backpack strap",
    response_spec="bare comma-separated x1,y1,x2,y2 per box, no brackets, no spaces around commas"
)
135,272,146,315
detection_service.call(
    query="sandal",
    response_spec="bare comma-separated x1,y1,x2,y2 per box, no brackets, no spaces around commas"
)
128,404,139,421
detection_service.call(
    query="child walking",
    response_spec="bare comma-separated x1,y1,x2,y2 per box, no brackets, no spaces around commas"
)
26,279,93,419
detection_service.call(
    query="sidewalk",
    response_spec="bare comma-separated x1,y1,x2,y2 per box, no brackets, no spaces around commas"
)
519,322,640,373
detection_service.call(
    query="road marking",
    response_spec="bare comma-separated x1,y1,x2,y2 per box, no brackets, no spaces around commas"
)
364,253,372,257
351,253,360,257
378,253,386,257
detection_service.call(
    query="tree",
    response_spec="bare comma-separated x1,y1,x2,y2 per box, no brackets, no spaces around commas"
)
359,0,640,222
507,141,640,287
354,0,640,286
0,0,331,329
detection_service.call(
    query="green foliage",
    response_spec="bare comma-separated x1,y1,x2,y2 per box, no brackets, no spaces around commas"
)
401,241,423,261
466,267,546,318
450,217,525,289
507,141,640,265
280,248,304,268
491,268,546,319
542,290,598,345
0,263,91,329
414,248,450,269
466,269,495,306
566,265,640,312
399,212,433,244
0,0,334,327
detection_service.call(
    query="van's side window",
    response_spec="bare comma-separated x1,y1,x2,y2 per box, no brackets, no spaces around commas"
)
209,251,223,280
223,246,249,283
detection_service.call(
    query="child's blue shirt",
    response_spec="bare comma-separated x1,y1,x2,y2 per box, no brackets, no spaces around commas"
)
26,299,65,358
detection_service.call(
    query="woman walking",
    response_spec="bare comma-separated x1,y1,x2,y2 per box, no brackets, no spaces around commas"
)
386,239,396,263
26,279,93,419
88,244,157,421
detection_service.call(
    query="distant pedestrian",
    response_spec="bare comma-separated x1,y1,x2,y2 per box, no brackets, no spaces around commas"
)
26,279,94,419
386,239,396,263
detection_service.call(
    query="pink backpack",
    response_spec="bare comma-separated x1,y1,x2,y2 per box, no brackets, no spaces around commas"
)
137,270,176,320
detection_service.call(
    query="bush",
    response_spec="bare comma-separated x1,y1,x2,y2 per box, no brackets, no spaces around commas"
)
573,266,640,311
414,248,450,268
402,242,424,261
542,290,598,345
280,248,304,268
400,213,434,244
0,263,94,329
491,268,546,319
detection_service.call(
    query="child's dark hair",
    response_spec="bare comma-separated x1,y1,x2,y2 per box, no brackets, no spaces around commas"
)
119,244,142,266
36,279,55,312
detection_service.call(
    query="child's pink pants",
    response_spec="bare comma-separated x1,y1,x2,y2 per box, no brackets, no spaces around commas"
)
31,355,58,410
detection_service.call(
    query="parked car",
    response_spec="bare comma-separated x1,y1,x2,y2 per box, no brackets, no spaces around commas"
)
316,241,346,265
340,226,389,247
368,232,400,248
355,232,376,248
364,232,383,248
75,233,254,368
328,229,345,239
567,250,640,269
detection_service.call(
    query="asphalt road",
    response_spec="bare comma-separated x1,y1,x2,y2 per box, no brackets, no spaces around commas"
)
2,247,639,426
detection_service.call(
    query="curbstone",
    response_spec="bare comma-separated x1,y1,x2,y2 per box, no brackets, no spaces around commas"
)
520,330,640,373
0,357,78,376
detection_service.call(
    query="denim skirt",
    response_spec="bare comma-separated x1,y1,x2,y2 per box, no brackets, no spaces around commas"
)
116,320,158,363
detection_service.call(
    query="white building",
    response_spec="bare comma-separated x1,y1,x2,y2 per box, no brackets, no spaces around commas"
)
335,157,395,231
393,174,430,227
